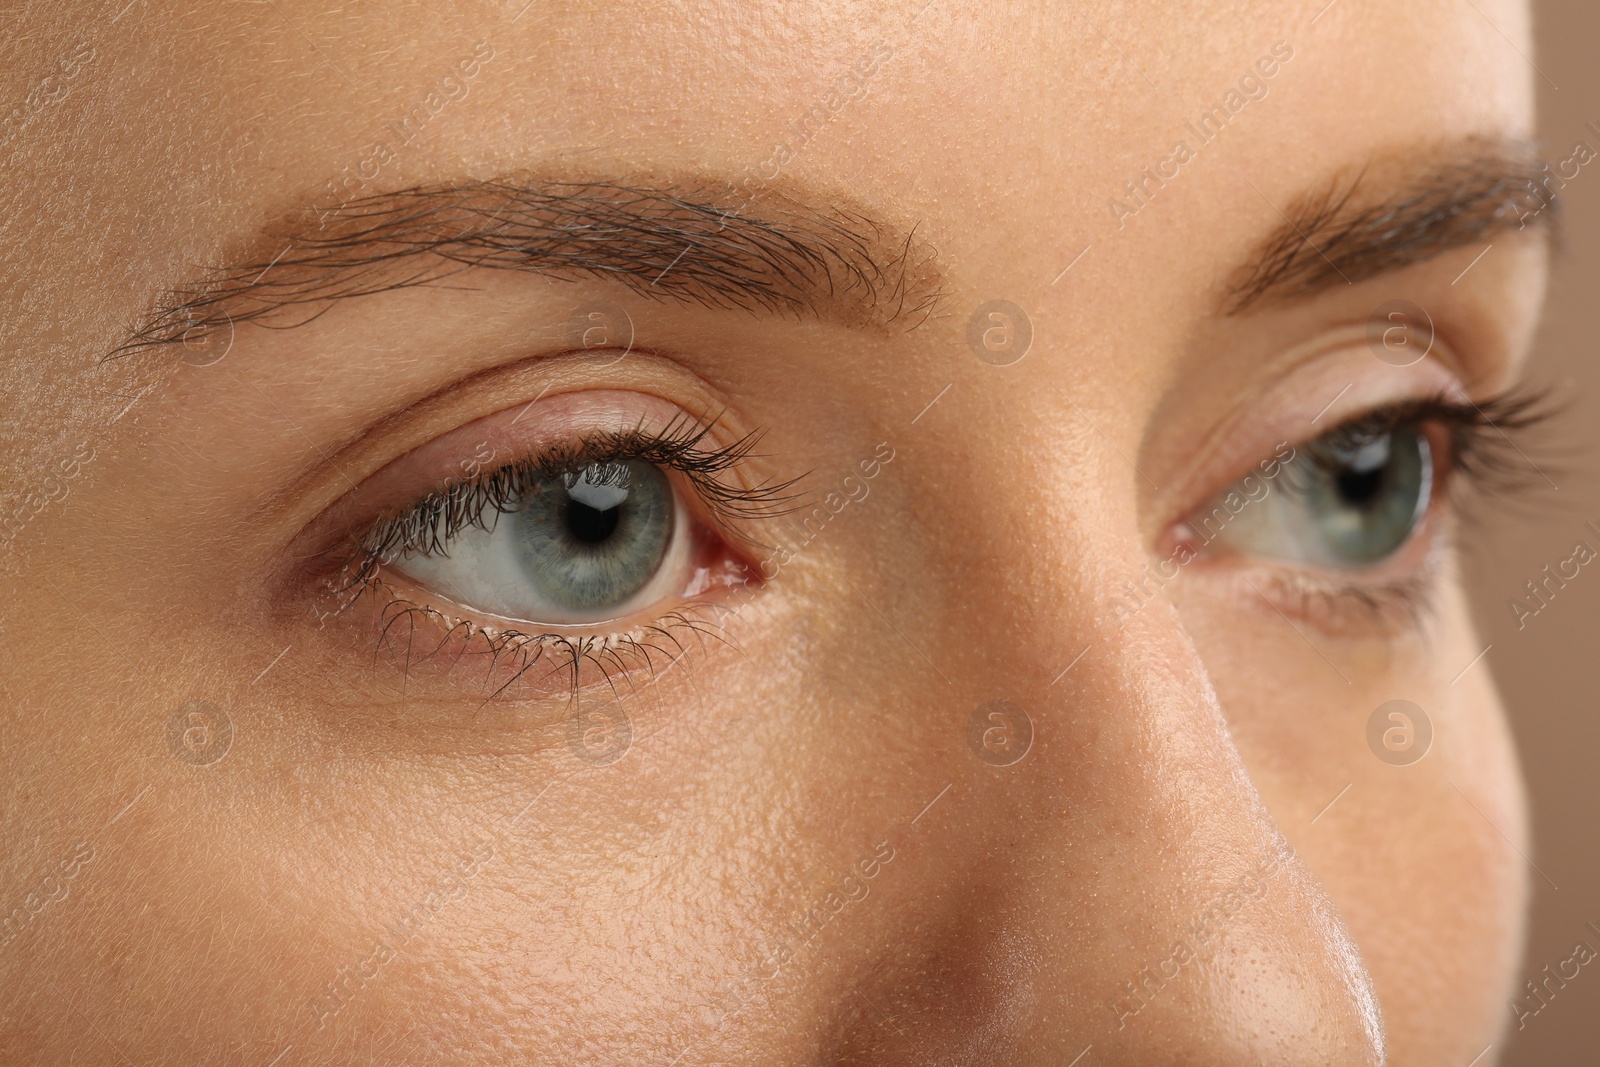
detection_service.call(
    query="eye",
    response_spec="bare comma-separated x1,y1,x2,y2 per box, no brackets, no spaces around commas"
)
1197,419,1435,569
392,458,690,624
330,411,796,663
1155,389,1551,633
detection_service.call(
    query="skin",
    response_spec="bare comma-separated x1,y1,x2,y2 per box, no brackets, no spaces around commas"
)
0,0,1550,1063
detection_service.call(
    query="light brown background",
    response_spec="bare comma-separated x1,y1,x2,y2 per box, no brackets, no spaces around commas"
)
1481,2,1600,1062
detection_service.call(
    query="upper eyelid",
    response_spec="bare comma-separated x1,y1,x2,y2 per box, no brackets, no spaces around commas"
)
351,419,799,575
1164,353,1476,513
1248,393,1535,486
1145,344,1460,512
272,390,769,611
317,422,779,688
1185,394,1546,546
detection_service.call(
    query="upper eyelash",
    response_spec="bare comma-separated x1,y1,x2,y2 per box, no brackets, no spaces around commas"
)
1250,387,1557,634
1285,387,1558,498
1431,388,1563,497
346,411,799,589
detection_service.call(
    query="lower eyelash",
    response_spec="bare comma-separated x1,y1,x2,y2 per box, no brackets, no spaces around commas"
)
310,390,1554,680
1209,390,1553,639
1250,559,1441,640
297,414,787,700
348,574,736,703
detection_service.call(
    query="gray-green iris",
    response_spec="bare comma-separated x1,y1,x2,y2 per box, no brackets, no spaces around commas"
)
1297,425,1431,565
511,459,673,612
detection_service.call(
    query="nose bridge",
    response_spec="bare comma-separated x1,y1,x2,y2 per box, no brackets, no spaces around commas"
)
947,554,1388,1064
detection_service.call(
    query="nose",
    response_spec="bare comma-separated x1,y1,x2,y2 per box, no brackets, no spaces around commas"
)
851,551,1387,1065
1034,601,1383,1064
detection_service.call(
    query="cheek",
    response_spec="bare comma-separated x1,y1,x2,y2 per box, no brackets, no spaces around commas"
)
1315,694,1525,1063
1174,576,1527,1062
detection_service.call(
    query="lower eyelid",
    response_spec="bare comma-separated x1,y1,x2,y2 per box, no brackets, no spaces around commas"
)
319,570,742,702
1251,564,1441,638
1177,503,1450,639
1161,425,1456,630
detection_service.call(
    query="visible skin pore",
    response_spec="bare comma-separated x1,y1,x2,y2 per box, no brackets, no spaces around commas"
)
0,1,1547,1064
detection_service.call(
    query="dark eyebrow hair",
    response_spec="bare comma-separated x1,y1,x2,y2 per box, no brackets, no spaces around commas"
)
110,177,945,357
1226,136,1558,313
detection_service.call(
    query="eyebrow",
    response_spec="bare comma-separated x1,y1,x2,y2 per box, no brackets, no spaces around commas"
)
1226,136,1558,312
110,178,945,356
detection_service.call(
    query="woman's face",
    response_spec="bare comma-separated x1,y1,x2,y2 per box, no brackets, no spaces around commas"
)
0,0,1551,1063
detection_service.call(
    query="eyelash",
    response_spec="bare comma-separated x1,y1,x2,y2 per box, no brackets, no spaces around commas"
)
1289,389,1553,496
1256,387,1556,633
318,413,797,698
350,412,794,583
311,388,1554,694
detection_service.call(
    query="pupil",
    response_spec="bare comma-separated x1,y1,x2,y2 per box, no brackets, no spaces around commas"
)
567,498,621,543
1336,466,1384,507
1332,433,1392,509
